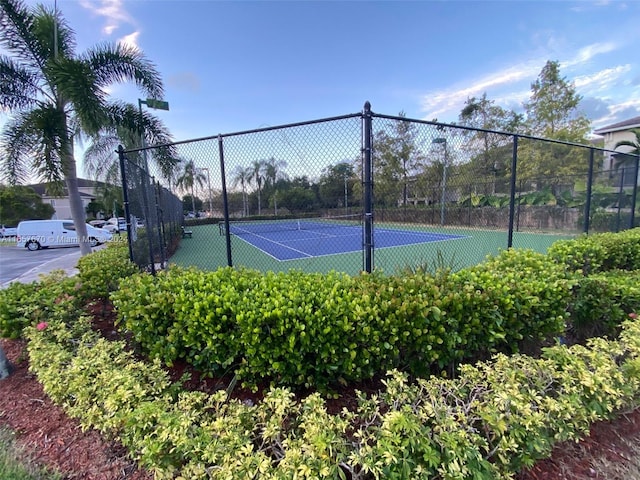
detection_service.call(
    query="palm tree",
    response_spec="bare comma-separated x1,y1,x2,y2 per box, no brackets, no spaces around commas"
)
0,0,164,255
264,157,288,215
176,159,206,216
231,165,252,217
83,102,178,188
248,159,266,215
614,128,640,185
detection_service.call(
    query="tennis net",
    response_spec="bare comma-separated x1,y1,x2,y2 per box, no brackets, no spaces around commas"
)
219,214,362,236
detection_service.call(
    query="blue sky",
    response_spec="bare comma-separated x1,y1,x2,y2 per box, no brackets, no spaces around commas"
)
3,0,640,180
34,0,640,141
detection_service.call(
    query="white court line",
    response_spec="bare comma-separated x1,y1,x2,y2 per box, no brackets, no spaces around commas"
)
235,231,315,259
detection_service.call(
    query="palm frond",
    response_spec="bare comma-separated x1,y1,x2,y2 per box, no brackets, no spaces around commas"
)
0,55,41,109
0,106,66,184
83,133,121,179
52,56,107,134
0,0,45,70
31,3,76,59
84,42,163,99
0,0,74,80
86,101,177,184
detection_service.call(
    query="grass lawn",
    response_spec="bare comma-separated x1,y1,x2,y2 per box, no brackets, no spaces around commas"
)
0,427,61,480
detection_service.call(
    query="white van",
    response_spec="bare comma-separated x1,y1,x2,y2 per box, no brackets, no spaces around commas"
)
16,220,113,251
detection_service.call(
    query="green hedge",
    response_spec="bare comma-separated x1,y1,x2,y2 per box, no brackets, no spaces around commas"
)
0,242,136,339
76,242,138,301
113,249,574,389
548,227,640,274
569,269,640,341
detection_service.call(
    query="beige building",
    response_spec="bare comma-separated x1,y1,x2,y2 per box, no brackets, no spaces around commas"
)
594,116,640,186
30,179,103,220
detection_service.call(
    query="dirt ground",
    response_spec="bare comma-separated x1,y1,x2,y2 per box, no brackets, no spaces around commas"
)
1,335,639,480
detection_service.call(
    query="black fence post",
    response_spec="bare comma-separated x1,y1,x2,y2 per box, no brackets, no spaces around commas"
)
507,135,518,248
584,148,595,234
117,145,135,264
219,134,233,267
362,101,374,273
141,169,156,275
630,155,639,229
154,180,166,269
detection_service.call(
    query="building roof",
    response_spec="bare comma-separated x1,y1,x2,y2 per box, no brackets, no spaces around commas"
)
29,179,104,198
594,116,640,135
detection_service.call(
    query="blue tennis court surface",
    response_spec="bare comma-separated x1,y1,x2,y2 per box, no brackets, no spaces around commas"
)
224,219,468,261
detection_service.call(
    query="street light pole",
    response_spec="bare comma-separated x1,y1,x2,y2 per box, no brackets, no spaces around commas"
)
433,137,448,226
138,97,170,173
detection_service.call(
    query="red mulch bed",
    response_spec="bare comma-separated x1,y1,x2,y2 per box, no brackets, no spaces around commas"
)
1,306,639,479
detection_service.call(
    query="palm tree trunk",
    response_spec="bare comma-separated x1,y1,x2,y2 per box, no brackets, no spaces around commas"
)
62,138,92,256
242,186,248,217
257,179,262,216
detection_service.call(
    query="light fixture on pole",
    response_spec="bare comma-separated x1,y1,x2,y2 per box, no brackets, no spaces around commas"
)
432,137,448,226
138,98,170,173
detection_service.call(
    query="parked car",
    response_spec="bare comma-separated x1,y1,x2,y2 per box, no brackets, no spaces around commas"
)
0,224,18,238
103,217,127,233
16,220,112,251
89,219,107,228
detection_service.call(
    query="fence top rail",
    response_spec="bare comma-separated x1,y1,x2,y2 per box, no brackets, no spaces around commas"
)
121,111,362,155
119,103,639,160
371,111,640,158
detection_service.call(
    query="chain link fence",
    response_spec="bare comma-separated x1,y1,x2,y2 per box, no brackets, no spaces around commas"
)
118,149,183,272
118,103,639,274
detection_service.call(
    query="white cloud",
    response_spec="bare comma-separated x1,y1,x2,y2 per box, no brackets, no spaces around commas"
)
562,42,618,68
420,60,544,120
574,65,632,93
118,31,141,50
78,0,137,37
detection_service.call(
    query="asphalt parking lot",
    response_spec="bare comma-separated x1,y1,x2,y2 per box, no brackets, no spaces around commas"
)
0,241,85,287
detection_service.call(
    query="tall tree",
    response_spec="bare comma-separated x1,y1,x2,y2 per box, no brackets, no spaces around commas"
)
248,159,266,215
264,157,288,215
520,60,592,184
231,165,253,217
373,112,425,207
524,60,590,141
0,0,164,255
318,162,355,209
176,159,206,215
458,94,523,194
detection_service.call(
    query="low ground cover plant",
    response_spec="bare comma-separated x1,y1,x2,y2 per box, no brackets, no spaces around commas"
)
24,309,640,479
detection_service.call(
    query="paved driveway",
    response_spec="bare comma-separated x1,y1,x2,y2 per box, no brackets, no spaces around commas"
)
0,243,83,287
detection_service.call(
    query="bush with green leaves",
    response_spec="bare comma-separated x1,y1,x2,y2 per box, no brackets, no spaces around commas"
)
25,300,640,479
0,271,80,339
569,269,640,341
169,267,262,373
76,242,138,301
112,250,576,388
548,228,640,274
111,266,188,362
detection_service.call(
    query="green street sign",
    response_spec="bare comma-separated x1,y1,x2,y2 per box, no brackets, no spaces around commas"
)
146,98,169,110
